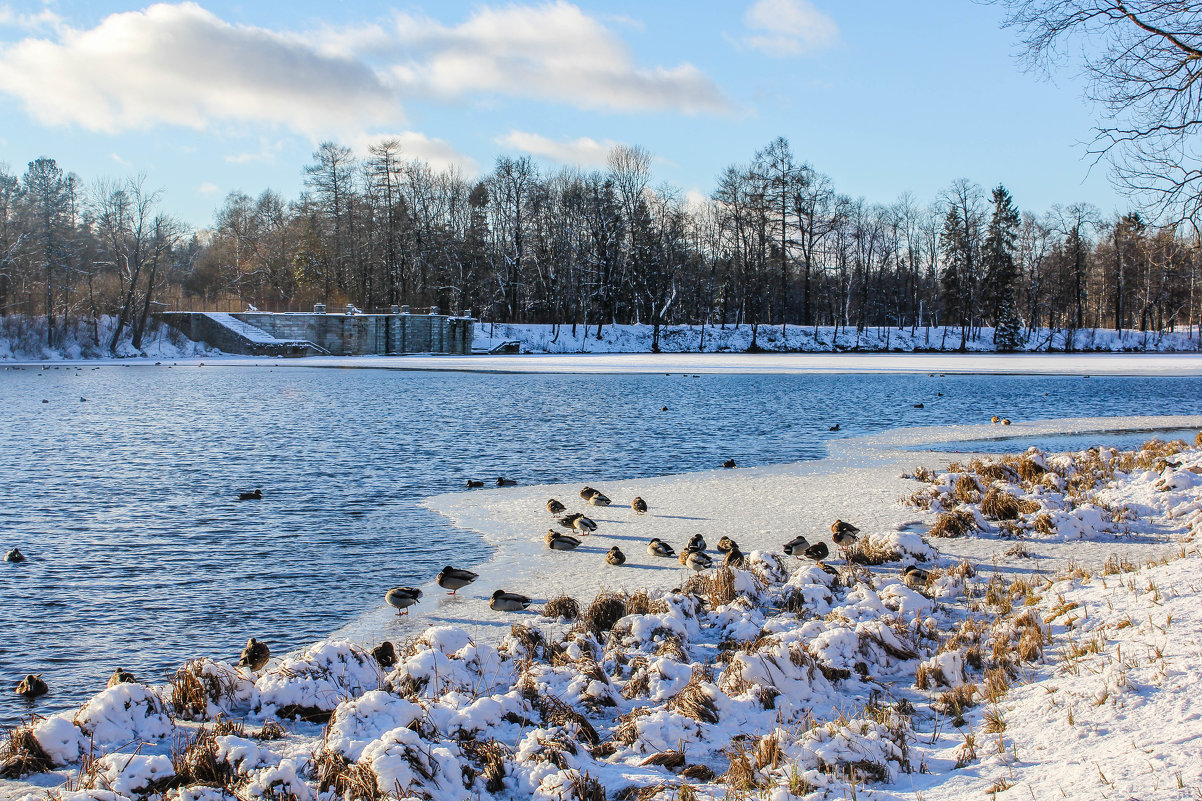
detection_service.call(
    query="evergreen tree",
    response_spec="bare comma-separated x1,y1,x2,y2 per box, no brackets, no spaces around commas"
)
982,185,1022,350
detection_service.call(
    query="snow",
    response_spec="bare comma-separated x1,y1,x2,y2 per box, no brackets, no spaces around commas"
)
4,415,1202,801
0,315,217,361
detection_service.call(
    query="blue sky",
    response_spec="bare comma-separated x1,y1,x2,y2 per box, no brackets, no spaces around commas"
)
0,1,1119,227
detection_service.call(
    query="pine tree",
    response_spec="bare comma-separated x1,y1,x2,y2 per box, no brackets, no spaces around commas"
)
982,185,1022,351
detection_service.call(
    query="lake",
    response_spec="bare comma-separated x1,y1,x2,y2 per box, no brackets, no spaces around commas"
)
1,363,1200,726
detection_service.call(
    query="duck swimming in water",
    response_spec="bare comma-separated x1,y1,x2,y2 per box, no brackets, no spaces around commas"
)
722,459,737,469
237,489,262,501
14,674,47,698
490,590,532,612
437,566,479,595
496,477,517,487
384,587,423,616
238,638,271,671
466,479,485,488
5,547,24,563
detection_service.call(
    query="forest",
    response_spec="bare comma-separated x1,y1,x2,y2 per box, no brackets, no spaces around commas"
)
1,136,1198,353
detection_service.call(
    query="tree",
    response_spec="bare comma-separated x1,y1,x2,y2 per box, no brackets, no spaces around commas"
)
998,0,1202,223
304,142,356,301
982,185,1024,349
21,158,70,346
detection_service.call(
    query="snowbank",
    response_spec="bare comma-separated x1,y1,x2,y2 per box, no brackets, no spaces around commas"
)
0,315,217,361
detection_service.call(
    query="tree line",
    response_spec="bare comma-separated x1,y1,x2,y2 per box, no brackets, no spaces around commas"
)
1,136,1198,352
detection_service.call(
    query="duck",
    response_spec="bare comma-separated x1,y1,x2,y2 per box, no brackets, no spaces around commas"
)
496,477,517,487
832,528,859,548
580,486,599,501
238,638,271,671
372,641,397,669
687,533,707,552
437,566,479,595
829,423,840,432
571,515,597,535
490,590,532,612
647,538,676,558
782,535,809,556
678,546,697,565
902,566,932,589
5,547,24,563
237,489,262,501
587,490,612,507
106,667,137,688
716,536,737,553
913,403,924,409
547,499,566,514
14,674,47,698
557,512,583,529
686,551,714,571
803,542,830,562
606,546,626,566
722,459,737,469
546,530,582,550
1001,418,1011,426
991,416,1000,424
466,479,485,488
831,520,860,540
723,544,746,569
384,587,423,616
631,497,648,514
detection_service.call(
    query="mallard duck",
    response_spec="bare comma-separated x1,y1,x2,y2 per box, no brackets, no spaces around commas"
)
606,546,626,566
587,491,612,507
14,674,47,698
106,667,137,688
384,587,423,616
829,423,840,432
546,530,582,550
5,547,24,563
902,566,931,589
687,533,707,552
372,641,397,669
722,459,737,469
716,536,737,553
647,538,676,558
632,497,648,514
557,512,583,529
237,489,262,501
490,590,532,611
833,529,858,547
1001,418,1011,425
678,547,696,565
580,486,599,501
466,479,484,488
437,566,479,595
686,551,714,571
547,499,566,514
803,542,829,562
991,416,1000,424
782,535,809,556
572,515,597,535
496,477,517,487
831,520,860,540
238,638,271,670
723,544,746,569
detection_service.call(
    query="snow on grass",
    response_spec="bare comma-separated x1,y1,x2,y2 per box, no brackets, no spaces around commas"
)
3,419,1202,801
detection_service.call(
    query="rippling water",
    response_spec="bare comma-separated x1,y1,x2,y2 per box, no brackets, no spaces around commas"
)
1,364,1199,726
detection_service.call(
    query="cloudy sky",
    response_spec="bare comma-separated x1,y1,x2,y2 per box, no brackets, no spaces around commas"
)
0,1,1116,226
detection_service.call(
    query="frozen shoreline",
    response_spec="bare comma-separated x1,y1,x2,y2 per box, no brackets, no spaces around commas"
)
8,351,1202,375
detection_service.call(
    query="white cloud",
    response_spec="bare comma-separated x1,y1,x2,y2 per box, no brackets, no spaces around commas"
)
0,5,64,32
0,2,401,136
197,181,218,194
108,152,129,166
742,0,838,57
389,2,730,114
350,131,479,175
495,131,620,167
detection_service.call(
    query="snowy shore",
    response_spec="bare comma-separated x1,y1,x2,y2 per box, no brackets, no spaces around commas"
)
3,416,1202,801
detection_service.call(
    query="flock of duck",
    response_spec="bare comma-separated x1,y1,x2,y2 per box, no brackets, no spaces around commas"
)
380,484,885,623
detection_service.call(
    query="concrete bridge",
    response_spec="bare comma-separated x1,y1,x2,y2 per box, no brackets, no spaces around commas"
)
159,308,475,356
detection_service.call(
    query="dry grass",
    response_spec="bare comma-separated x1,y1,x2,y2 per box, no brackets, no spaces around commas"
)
721,744,762,791
641,748,686,771
981,488,1032,520
460,739,511,794
543,594,581,620
583,592,627,636
626,590,652,616
310,749,381,801
1032,512,1057,536
169,659,244,720
930,509,977,538
848,538,901,566
0,724,54,779
568,770,606,801
1004,542,1032,558
682,567,737,607
952,474,982,504
665,671,719,724
953,732,978,768
1195,431,1201,447
538,694,600,746
173,726,236,790
610,707,651,746
906,465,938,483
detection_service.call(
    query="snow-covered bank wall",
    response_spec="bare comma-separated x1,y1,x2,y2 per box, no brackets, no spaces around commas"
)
474,322,1201,354
0,315,218,361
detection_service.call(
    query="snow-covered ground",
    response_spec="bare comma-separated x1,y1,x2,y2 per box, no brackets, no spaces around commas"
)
4,416,1202,801
474,322,1202,355
0,315,217,361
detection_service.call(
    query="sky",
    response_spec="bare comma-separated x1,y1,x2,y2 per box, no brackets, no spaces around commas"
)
0,0,1122,228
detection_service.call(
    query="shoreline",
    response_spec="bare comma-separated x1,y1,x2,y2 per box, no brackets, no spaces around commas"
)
7,351,1202,375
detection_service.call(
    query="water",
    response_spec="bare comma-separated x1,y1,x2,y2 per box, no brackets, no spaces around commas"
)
1,365,1199,726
